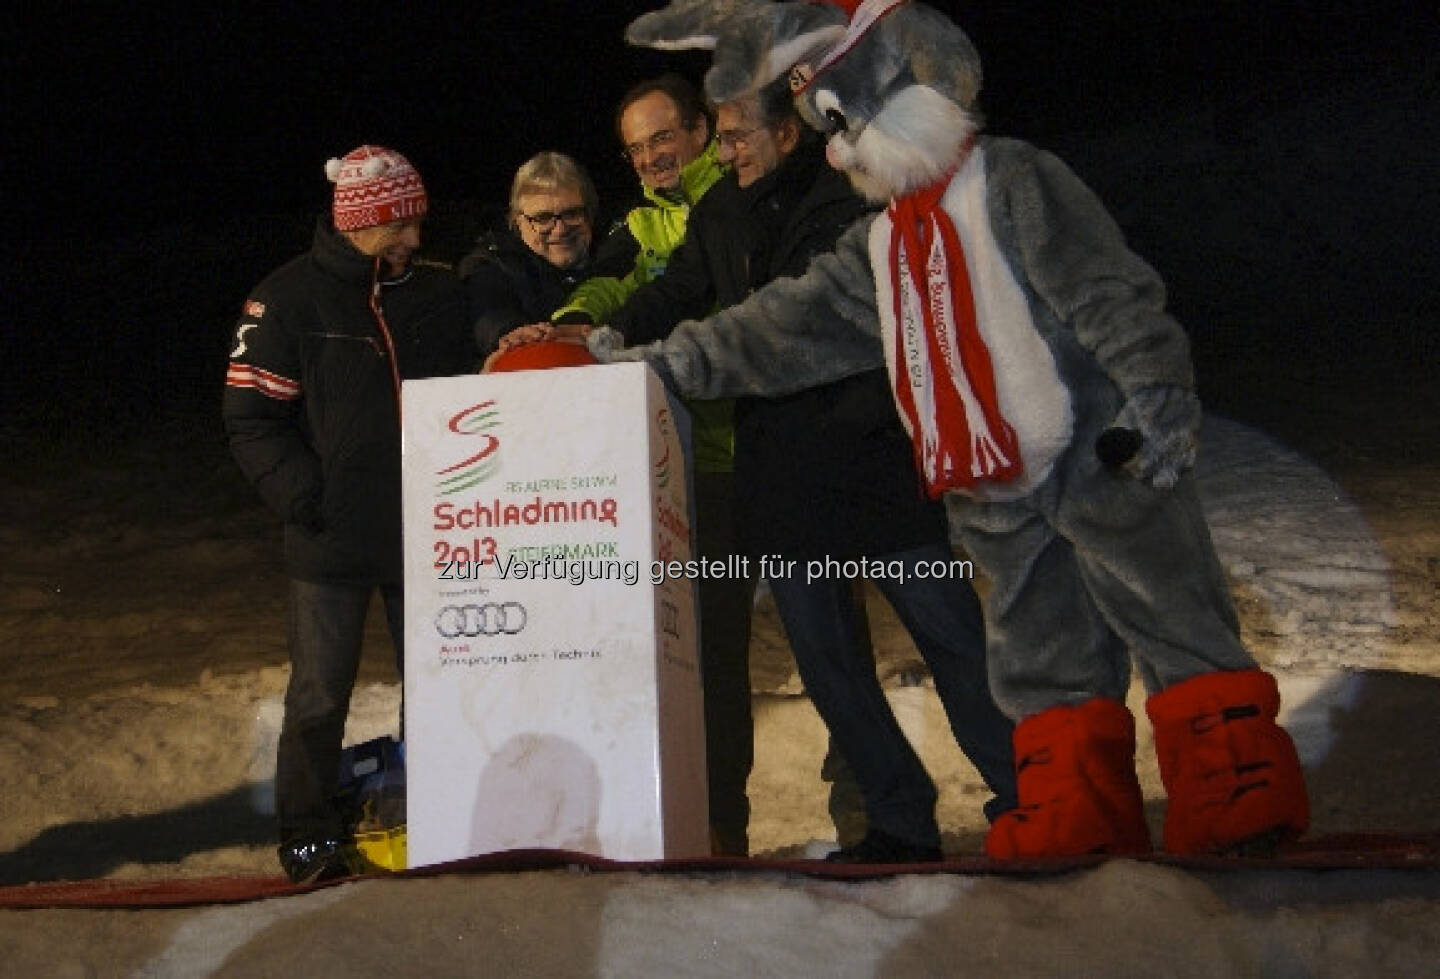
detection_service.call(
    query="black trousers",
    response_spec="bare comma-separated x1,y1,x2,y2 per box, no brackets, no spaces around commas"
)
768,543,1016,848
693,471,757,855
276,578,403,843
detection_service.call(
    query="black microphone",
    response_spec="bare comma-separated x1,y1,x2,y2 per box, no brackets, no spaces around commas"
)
1095,427,1143,468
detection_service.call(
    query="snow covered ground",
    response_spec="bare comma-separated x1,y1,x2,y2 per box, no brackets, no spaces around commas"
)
1,407,1437,976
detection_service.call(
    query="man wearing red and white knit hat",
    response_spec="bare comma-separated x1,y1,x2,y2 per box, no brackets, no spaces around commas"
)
327,144,430,277
223,145,471,883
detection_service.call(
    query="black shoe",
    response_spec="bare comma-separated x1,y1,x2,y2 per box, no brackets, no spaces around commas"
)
278,837,355,884
710,826,750,858
824,828,943,864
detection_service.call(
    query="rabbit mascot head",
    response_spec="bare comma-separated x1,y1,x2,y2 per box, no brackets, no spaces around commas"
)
628,0,981,201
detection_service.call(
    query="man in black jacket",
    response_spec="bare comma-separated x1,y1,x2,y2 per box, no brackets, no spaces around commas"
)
223,145,470,883
459,151,605,363
544,80,1017,862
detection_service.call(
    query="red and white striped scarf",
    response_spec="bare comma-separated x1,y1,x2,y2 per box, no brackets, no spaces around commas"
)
887,159,1022,497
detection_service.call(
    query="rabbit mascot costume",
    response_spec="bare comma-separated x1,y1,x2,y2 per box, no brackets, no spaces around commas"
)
590,0,1309,859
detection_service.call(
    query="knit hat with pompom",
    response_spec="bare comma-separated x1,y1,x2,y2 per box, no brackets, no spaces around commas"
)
325,145,428,231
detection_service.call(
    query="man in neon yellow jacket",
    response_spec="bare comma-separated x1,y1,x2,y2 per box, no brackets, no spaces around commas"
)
552,74,731,474
544,74,752,856
552,77,724,326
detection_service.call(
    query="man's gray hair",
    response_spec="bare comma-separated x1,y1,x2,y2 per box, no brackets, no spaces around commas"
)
508,152,600,227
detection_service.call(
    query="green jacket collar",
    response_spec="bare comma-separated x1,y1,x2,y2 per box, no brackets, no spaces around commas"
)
642,140,725,210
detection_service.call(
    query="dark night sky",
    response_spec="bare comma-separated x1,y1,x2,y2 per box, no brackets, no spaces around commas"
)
4,1,1432,427
13,3,676,228
13,1,1414,231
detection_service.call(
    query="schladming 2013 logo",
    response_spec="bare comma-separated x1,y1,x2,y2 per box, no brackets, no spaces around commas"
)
434,602,527,638
437,400,500,494
654,407,673,489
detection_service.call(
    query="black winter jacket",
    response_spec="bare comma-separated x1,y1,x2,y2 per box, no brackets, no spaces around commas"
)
223,218,471,584
608,141,948,559
458,230,594,359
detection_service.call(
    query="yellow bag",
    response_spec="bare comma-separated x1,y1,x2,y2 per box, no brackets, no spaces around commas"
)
337,736,407,871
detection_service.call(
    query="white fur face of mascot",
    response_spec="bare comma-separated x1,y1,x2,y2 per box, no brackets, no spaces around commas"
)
615,0,1310,860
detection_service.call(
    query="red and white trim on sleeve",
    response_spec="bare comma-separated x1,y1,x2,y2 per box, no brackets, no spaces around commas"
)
226,362,302,401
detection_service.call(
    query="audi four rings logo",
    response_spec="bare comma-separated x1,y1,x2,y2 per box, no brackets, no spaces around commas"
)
435,602,527,637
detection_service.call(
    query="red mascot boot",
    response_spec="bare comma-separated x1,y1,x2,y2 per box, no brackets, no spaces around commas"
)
1146,669,1309,856
985,699,1151,859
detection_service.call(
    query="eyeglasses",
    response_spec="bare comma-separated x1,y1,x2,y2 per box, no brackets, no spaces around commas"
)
622,128,680,163
716,126,763,151
520,206,588,234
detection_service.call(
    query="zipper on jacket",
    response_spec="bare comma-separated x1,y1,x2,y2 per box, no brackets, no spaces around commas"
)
368,258,405,418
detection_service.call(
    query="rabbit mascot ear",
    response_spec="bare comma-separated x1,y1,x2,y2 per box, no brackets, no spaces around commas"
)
625,0,848,102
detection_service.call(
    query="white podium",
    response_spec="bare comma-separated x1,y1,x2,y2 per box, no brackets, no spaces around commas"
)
400,363,708,867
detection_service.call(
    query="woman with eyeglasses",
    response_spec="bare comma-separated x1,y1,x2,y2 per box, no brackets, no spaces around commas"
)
459,152,601,363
